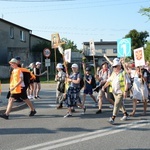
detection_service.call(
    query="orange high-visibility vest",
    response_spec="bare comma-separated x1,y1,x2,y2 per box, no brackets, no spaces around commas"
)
10,68,22,94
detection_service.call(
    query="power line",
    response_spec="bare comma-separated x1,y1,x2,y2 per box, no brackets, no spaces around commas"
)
1,0,149,14
0,0,74,2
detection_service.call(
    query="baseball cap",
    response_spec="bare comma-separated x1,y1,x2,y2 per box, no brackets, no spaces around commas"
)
9,58,18,64
71,63,78,68
36,62,41,65
112,58,121,67
85,67,91,71
15,56,21,61
56,63,63,69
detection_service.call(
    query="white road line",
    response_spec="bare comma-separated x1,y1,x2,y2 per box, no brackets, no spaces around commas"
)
17,120,150,150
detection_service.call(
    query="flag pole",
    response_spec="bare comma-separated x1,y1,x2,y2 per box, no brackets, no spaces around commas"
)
93,54,96,75
54,48,57,74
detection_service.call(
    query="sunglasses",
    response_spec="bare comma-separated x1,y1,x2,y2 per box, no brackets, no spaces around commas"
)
113,66,118,68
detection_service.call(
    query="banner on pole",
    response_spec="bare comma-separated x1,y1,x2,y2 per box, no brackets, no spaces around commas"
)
117,38,131,57
64,49,71,63
51,33,61,49
89,40,95,56
134,47,145,67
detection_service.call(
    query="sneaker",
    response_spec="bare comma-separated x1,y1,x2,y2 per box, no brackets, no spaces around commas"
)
30,95,34,99
96,109,102,114
108,117,114,125
37,96,41,99
120,115,129,121
34,97,37,99
81,106,86,114
29,110,37,116
64,113,72,118
28,95,31,99
0,113,9,120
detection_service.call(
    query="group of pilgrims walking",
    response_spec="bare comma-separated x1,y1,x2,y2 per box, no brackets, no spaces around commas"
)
55,54,149,124
0,55,149,125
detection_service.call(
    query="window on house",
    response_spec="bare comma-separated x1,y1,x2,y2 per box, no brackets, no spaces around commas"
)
10,27,14,39
20,30,26,42
113,49,117,53
102,49,106,53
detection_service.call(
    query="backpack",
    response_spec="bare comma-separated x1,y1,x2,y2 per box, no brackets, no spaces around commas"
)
80,75,84,90
91,75,96,89
74,72,84,90
20,68,36,89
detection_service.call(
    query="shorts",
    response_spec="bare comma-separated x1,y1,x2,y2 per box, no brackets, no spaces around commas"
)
83,88,93,95
34,79,40,83
10,87,28,100
98,87,108,98
30,80,34,84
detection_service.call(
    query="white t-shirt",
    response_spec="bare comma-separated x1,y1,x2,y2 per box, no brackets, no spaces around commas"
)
107,70,130,94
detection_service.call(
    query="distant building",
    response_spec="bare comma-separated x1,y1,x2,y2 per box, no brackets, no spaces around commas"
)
83,39,117,66
0,18,50,65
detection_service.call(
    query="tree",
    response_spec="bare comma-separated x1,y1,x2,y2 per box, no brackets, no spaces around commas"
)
139,7,150,20
144,41,150,61
61,38,78,51
124,29,149,58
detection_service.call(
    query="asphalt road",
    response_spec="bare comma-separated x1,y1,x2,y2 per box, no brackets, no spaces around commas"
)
0,84,150,150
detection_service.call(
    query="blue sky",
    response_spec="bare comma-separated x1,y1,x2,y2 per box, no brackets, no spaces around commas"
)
0,0,149,49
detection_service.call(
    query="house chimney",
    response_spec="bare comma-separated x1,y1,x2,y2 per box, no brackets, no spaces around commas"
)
100,39,103,42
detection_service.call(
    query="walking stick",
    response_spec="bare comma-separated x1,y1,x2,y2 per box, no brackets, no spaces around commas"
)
54,48,57,74
92,55,96,76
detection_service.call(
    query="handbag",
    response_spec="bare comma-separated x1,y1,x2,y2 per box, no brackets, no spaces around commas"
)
57,81,65,93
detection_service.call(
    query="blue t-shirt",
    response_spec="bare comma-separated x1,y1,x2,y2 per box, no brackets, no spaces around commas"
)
70,72,81,88
85,74,92,89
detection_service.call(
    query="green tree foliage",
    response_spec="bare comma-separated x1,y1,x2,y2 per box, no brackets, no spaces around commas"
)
61,38,78,51
139,7,150,20
144,41,150,61
124,29,149,58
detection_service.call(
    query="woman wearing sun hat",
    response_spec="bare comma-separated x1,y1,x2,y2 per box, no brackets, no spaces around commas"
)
55,63,66,107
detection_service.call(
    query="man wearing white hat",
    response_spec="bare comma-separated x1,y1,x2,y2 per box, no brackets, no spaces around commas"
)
102,58,130,124
0,58,36,119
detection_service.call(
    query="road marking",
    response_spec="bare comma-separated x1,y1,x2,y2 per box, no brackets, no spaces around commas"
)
17,120,150,150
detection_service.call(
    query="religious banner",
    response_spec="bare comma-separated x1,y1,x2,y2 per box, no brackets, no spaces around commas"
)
134,47,145,67
51,33,61,49
64,49,71,63
89,40,95,56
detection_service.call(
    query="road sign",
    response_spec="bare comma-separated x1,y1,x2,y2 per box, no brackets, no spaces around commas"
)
45,58,50,67
117,38,131,57
43,48,51,58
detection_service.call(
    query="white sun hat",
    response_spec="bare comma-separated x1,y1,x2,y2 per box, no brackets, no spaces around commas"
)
71,63,78,68
112,58,121,67
36,62,41,65
56,63,63,69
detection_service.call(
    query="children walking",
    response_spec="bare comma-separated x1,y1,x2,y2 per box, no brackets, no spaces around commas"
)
82,67,97,107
